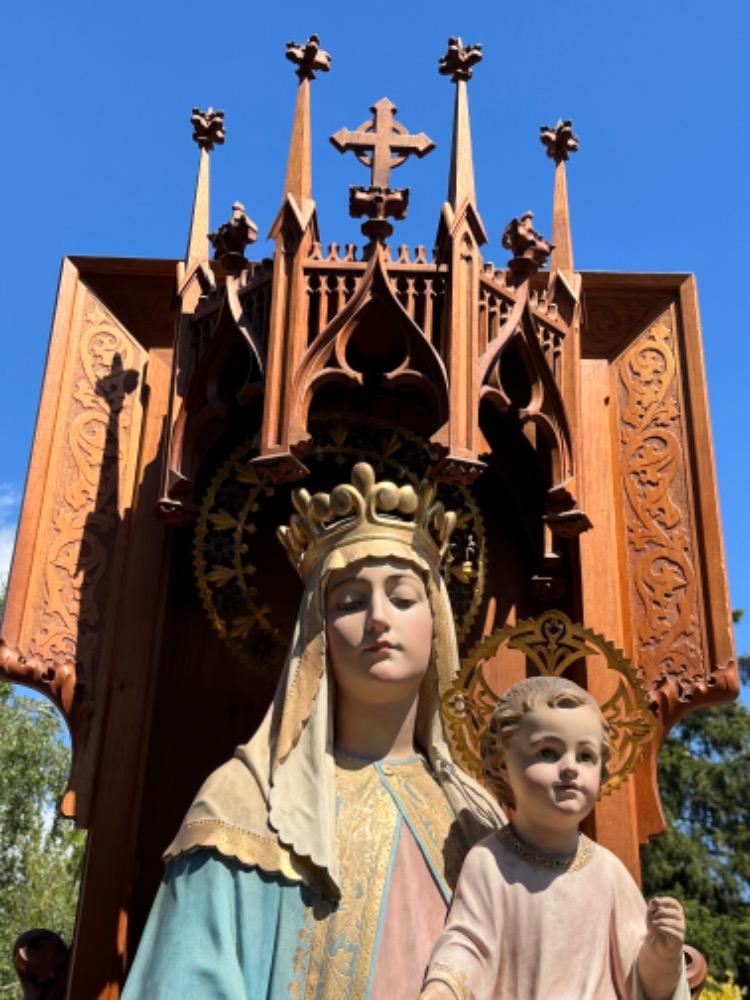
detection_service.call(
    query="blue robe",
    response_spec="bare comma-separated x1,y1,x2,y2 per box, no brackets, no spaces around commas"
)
123,755,467,999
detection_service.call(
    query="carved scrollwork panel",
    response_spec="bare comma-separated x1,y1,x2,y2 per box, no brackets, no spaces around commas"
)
16,289,147,814
616,313,705,710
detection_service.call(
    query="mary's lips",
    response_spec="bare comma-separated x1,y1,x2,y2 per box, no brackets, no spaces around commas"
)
364,641,396,651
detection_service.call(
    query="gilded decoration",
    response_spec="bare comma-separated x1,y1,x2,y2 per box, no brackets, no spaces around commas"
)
288,757,458,999
194,420,485,676
442,610,656,796
426,963,477,1000
617,315,705,699
289,761,398,1000
495,825,594,872
28,292,142,711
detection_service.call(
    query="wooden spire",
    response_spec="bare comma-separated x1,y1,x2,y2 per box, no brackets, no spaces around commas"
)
431,38,488,484
439,37,483,214
540,119,579,274
185,108,225,269
159,108,226,524
255,36,330,482
280,34,330,213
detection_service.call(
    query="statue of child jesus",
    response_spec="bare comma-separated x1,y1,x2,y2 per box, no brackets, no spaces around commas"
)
420,676,690,1000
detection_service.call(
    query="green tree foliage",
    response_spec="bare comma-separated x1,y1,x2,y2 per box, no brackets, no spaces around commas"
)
641,654,750,991
0,680,86,995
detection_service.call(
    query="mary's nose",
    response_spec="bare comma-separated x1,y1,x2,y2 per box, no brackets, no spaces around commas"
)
366,589,390,634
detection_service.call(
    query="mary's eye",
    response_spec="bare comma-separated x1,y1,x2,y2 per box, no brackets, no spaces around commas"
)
390,588,419,609
391,596,416,609
538,747,559,762
337,598,364,612
578,750,598,764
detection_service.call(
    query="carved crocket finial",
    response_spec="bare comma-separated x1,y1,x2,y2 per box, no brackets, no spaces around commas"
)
209,201,258,276
190,107,226,152
438,37,483,81
502,210,552,279
286,34,331,80
540,119,579,164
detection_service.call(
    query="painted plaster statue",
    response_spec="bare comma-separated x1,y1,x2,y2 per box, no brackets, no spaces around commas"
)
123,462,504,999
420,676,690,1000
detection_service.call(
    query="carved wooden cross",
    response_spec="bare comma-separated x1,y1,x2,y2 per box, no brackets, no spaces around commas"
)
330,98,435,189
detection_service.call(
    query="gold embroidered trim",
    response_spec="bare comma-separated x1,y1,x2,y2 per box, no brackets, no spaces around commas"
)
301,762,400,1000
386,759,464,895
290,758,462,998
164,819,319,886
424,962,477,1000
496,825,595,871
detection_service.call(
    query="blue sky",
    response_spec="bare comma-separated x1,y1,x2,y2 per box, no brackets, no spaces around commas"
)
1,0,748,662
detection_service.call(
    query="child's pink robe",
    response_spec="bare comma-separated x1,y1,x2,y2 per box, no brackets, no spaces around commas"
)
424,831,691,1000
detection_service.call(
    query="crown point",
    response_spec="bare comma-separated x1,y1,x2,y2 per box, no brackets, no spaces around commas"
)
398,486,418,515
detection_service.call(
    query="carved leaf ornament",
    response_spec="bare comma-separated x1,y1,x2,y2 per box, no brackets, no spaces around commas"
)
30,296,140,702
618,317,704,707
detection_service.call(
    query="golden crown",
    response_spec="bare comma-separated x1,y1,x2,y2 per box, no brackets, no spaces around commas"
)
277,462,457,581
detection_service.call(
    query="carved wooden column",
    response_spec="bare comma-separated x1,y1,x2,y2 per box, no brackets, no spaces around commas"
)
253,36,330,483
431,38,489,485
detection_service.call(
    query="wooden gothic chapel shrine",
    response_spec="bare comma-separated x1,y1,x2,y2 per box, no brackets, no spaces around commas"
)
0,34,737,999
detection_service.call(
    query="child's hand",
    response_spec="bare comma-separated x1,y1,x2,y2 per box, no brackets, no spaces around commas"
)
419,983,456,1000
646,897,685,958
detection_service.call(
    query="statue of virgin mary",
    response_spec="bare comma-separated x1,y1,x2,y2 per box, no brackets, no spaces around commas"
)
123,462,504,999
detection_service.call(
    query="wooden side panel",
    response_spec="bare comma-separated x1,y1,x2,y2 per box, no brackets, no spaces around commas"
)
3,261,149,824
581,272,738,849
613,298,736,729
616,307,706,701
67,346,173,999
676,278,736,703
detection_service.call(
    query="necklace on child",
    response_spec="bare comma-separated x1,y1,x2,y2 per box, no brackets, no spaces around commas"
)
498,824,595,871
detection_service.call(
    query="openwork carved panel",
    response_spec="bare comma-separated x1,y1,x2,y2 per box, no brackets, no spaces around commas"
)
442,610,656,796
616,313,705,703
26,291,145,711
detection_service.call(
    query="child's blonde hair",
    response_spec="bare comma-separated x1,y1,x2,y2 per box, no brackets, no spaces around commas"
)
479,675,612,807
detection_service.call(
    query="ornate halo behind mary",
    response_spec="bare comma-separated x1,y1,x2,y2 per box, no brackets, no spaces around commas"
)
122,462,503,1000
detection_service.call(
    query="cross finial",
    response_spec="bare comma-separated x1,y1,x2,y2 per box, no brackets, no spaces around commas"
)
330,98,435,191
540,119,579,164
439,37,483,81
191,107,225,151
286,34,331,80
331,98,435,243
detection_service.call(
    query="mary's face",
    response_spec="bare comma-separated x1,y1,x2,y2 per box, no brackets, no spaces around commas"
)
325,559,433,705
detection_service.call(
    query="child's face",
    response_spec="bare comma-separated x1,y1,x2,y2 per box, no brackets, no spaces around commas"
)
501,703,603,830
